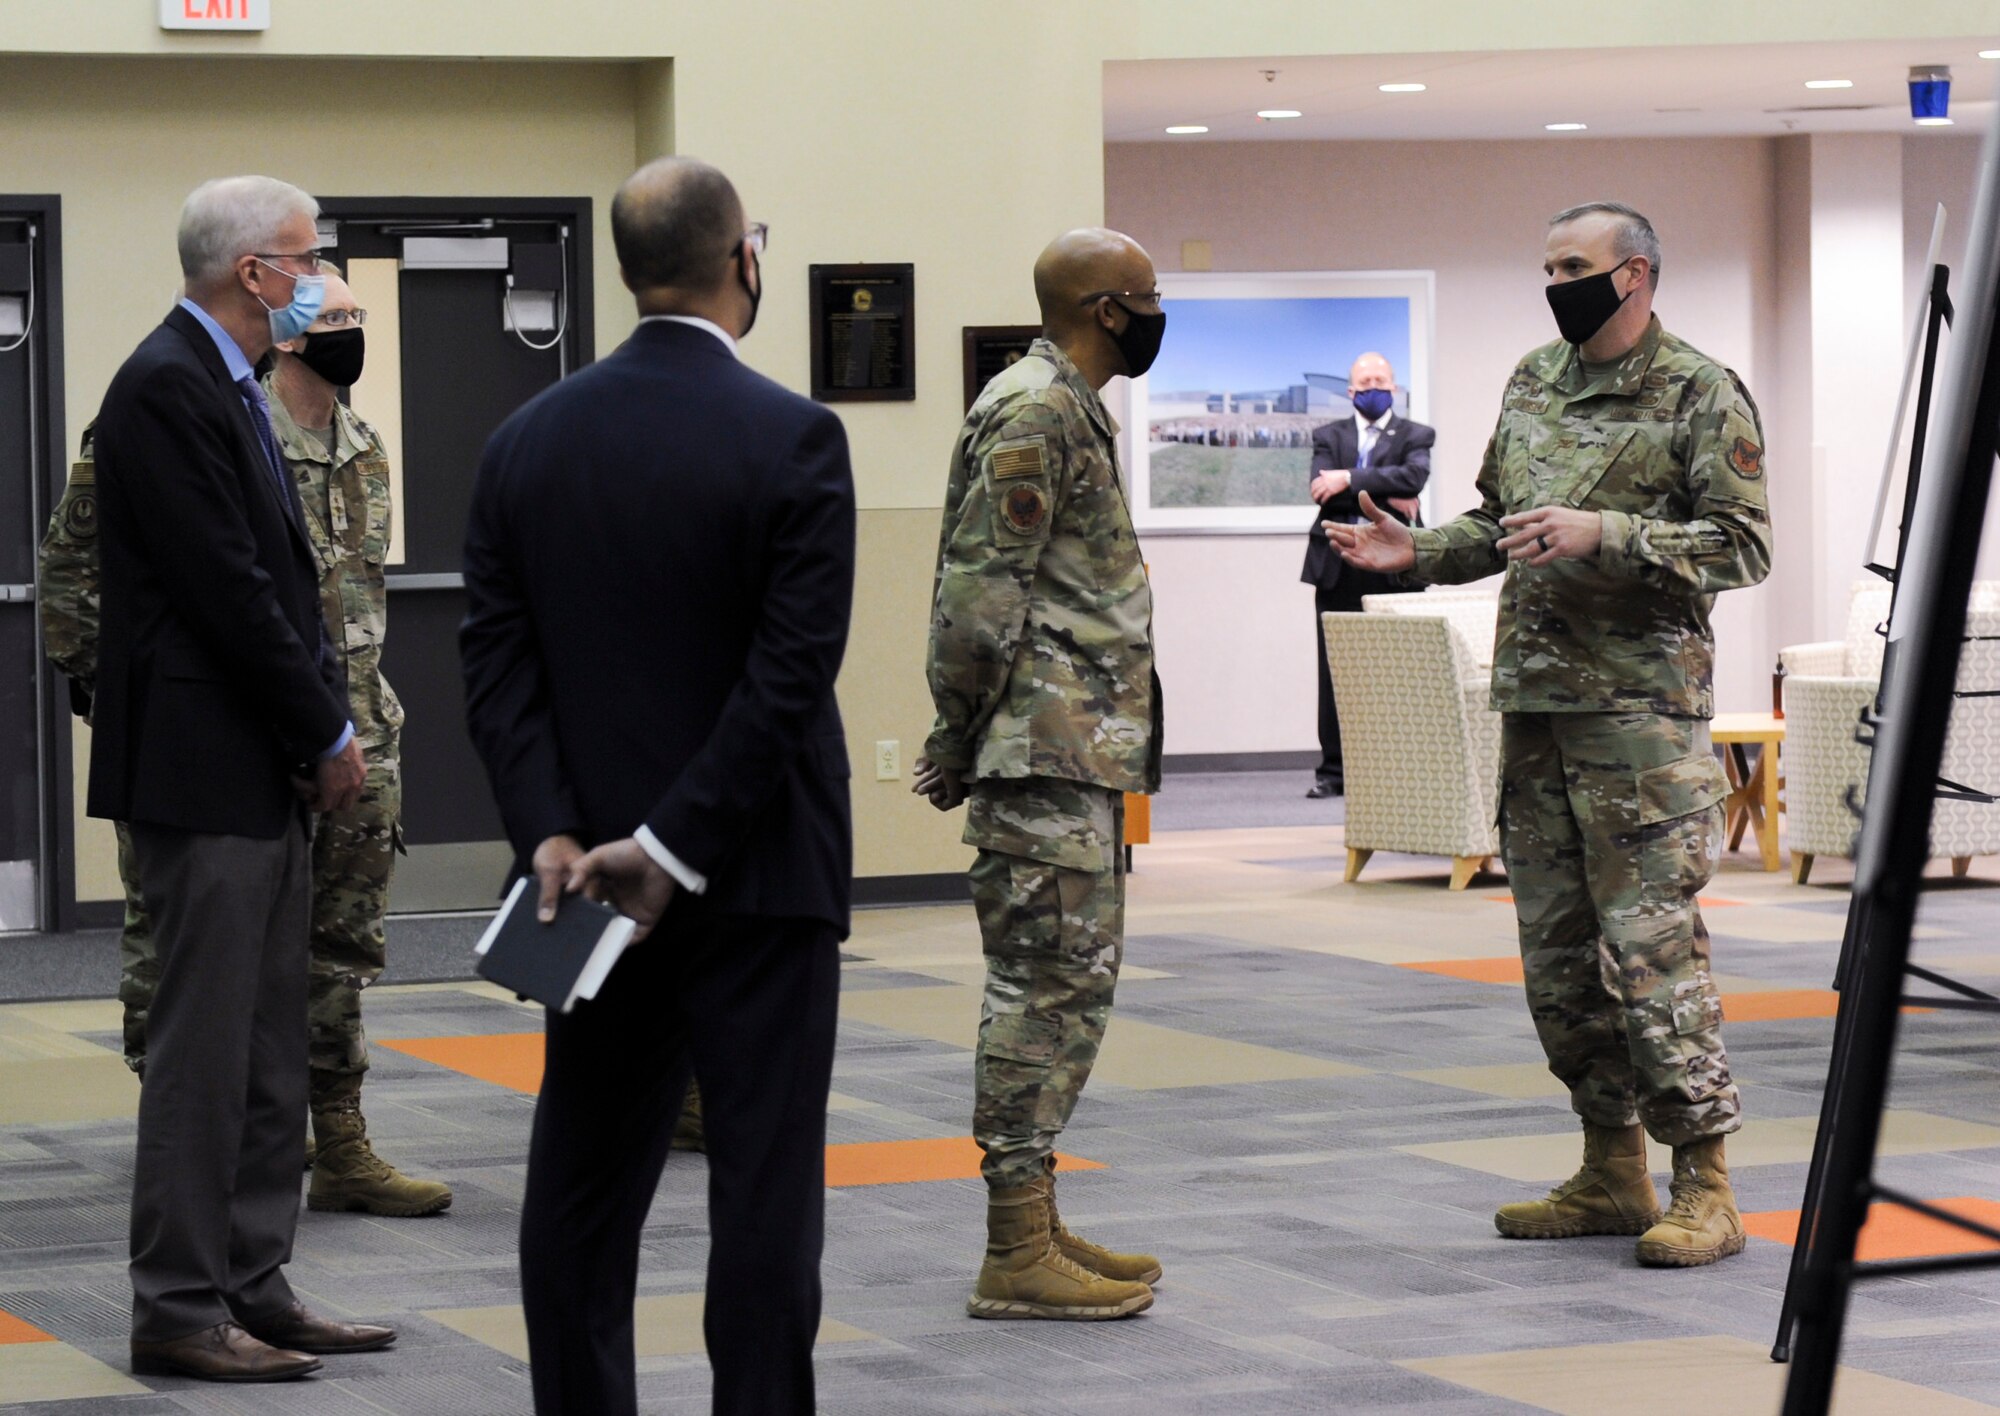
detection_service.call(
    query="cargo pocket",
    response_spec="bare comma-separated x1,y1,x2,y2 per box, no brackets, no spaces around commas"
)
973,1009,1062,1138
1670,973,1724,1038
1636,752,1727,894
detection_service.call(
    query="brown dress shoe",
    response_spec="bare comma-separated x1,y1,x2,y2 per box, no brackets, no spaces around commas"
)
130,1321,321,1382
241,1302,397,1355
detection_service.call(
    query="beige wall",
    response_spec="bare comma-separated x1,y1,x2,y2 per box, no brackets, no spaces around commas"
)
1108,136,1786,747
3,2,1985,902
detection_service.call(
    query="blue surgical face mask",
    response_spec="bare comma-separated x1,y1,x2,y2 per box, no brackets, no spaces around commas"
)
1352,387,1394,421
254,259,327,345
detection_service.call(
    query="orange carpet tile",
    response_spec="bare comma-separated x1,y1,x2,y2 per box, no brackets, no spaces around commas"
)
825,1137,1101,1188
378,1033,544,1092
1393,964,1924,1022
0,1310,55,1345
1743,1197,2000,1261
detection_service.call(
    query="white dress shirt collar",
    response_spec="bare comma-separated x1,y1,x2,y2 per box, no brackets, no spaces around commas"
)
638,314,739,359
1354,408,1393,438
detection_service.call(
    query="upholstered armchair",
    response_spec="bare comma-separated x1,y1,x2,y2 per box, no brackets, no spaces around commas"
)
1782,585,2000,884
1322,593,1502,890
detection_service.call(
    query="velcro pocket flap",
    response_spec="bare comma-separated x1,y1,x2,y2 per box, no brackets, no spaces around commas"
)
983,1011,1060,1066
1555,425,1640,508
1636,753,1728,827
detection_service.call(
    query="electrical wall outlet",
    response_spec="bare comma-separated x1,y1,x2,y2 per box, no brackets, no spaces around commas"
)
874,739,900,781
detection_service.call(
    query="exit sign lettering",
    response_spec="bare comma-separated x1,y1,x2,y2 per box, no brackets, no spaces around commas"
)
159,0,271,30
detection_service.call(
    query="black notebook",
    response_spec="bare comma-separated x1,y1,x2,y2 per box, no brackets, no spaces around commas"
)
473,877,638,1014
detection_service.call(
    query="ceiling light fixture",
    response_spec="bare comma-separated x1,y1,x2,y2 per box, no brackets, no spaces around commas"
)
1379,83,1426,93
1916,116,1956,126
1165,125,1209,135
1257,109,1302,119
1981,50,2000,60
1545,122,1588,132
1804,79,1854,89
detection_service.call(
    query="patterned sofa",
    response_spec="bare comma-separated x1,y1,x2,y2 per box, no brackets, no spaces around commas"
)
1321,590,1501,889
1780,581,2000,884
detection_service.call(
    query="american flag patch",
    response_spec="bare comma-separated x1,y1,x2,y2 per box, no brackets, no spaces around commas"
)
989,438,1047,480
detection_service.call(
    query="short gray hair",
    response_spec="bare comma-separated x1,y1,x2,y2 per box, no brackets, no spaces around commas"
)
176,176,319,285
1549,201,1662,286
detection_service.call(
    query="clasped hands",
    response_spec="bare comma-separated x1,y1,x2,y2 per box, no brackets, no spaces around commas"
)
292,737,366,814
911,756,967,812
1322,492,1601,571
531,833,678,944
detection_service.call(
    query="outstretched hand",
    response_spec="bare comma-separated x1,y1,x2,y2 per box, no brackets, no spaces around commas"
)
565,837,677,944
1322,491,1417,574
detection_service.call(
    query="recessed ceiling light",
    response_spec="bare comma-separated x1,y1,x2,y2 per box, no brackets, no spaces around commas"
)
1804,79,1854,89
1545,122,1588,132
1379,83,1427,93
1256,109,1302,119
1916,116,1956,126
1981,50,2000,59
1164,125,1209,135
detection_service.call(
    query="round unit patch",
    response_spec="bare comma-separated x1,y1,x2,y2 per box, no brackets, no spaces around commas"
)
1002,482,1049,536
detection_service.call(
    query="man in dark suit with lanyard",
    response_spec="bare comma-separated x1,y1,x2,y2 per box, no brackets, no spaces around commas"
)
462,156,855,1416
1298,352,1435,798
90,175,393,1382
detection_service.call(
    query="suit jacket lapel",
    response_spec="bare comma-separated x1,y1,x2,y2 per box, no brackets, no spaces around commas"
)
164,308,317,559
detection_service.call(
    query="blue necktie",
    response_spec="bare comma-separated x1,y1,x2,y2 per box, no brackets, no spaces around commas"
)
237,375,294,510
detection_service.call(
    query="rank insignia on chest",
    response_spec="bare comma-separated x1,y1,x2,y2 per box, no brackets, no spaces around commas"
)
1729,436,1764,479
1002,481,1050,536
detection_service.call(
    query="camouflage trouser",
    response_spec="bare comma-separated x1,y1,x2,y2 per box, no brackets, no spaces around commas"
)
1500,711,1741,1146
116,740,401,1089
965,777,1124,1189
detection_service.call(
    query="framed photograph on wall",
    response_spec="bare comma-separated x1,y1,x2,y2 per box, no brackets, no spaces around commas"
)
1122,270,1435,533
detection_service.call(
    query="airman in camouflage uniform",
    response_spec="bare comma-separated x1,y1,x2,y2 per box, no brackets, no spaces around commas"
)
39,271,450,1217
1327,203,1771,1268
916,228,1164,1322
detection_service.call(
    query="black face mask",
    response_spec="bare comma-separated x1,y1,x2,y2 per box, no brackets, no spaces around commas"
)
293,327,365,388
1106,298,1166,378
1545,257,1636,347
737,245,761,338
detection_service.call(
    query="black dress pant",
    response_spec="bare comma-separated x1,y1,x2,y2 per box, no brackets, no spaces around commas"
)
520,909,840,1416
127,816,311,1341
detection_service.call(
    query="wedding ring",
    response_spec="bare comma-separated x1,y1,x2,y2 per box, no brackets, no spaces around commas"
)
1538,535,1551,555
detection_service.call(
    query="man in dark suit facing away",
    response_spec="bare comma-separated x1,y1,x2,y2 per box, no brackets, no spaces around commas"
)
89,175,394,1382
1298,352,1435,797
461,157,856,1416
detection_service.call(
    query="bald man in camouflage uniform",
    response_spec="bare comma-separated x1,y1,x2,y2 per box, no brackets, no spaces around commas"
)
40,273,449,1217
916,228,1164,1321
1329,202,1772,1268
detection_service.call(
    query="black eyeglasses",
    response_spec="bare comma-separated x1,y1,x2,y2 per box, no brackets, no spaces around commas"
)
1078,287,1162,312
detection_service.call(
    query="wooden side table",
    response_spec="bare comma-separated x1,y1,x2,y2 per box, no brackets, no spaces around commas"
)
1710,711,1785,872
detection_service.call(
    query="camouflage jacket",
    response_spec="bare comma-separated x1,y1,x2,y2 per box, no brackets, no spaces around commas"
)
1409,317,1772,717
264,375,403,747
925,338,1161,793
39,379,403,745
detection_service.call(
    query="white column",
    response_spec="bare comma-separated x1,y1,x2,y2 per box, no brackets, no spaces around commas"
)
1805,134,1907,641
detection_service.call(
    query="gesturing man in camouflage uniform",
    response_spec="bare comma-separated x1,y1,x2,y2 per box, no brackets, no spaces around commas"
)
40,268,450,1218
1328,202,1772,1268
915,228,1164,1320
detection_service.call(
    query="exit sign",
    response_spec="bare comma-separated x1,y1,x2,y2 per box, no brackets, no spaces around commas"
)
159,0,270,29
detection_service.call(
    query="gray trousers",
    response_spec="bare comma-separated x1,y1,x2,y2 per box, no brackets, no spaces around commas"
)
127,816,311,1342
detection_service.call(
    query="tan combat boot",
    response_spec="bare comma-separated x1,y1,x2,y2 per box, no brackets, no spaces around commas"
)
307,1073,453,1218
1495,1122,1663,1239
1636,1135,1746,1267
967,1182,1153,1321
1045,1163,1162,1284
